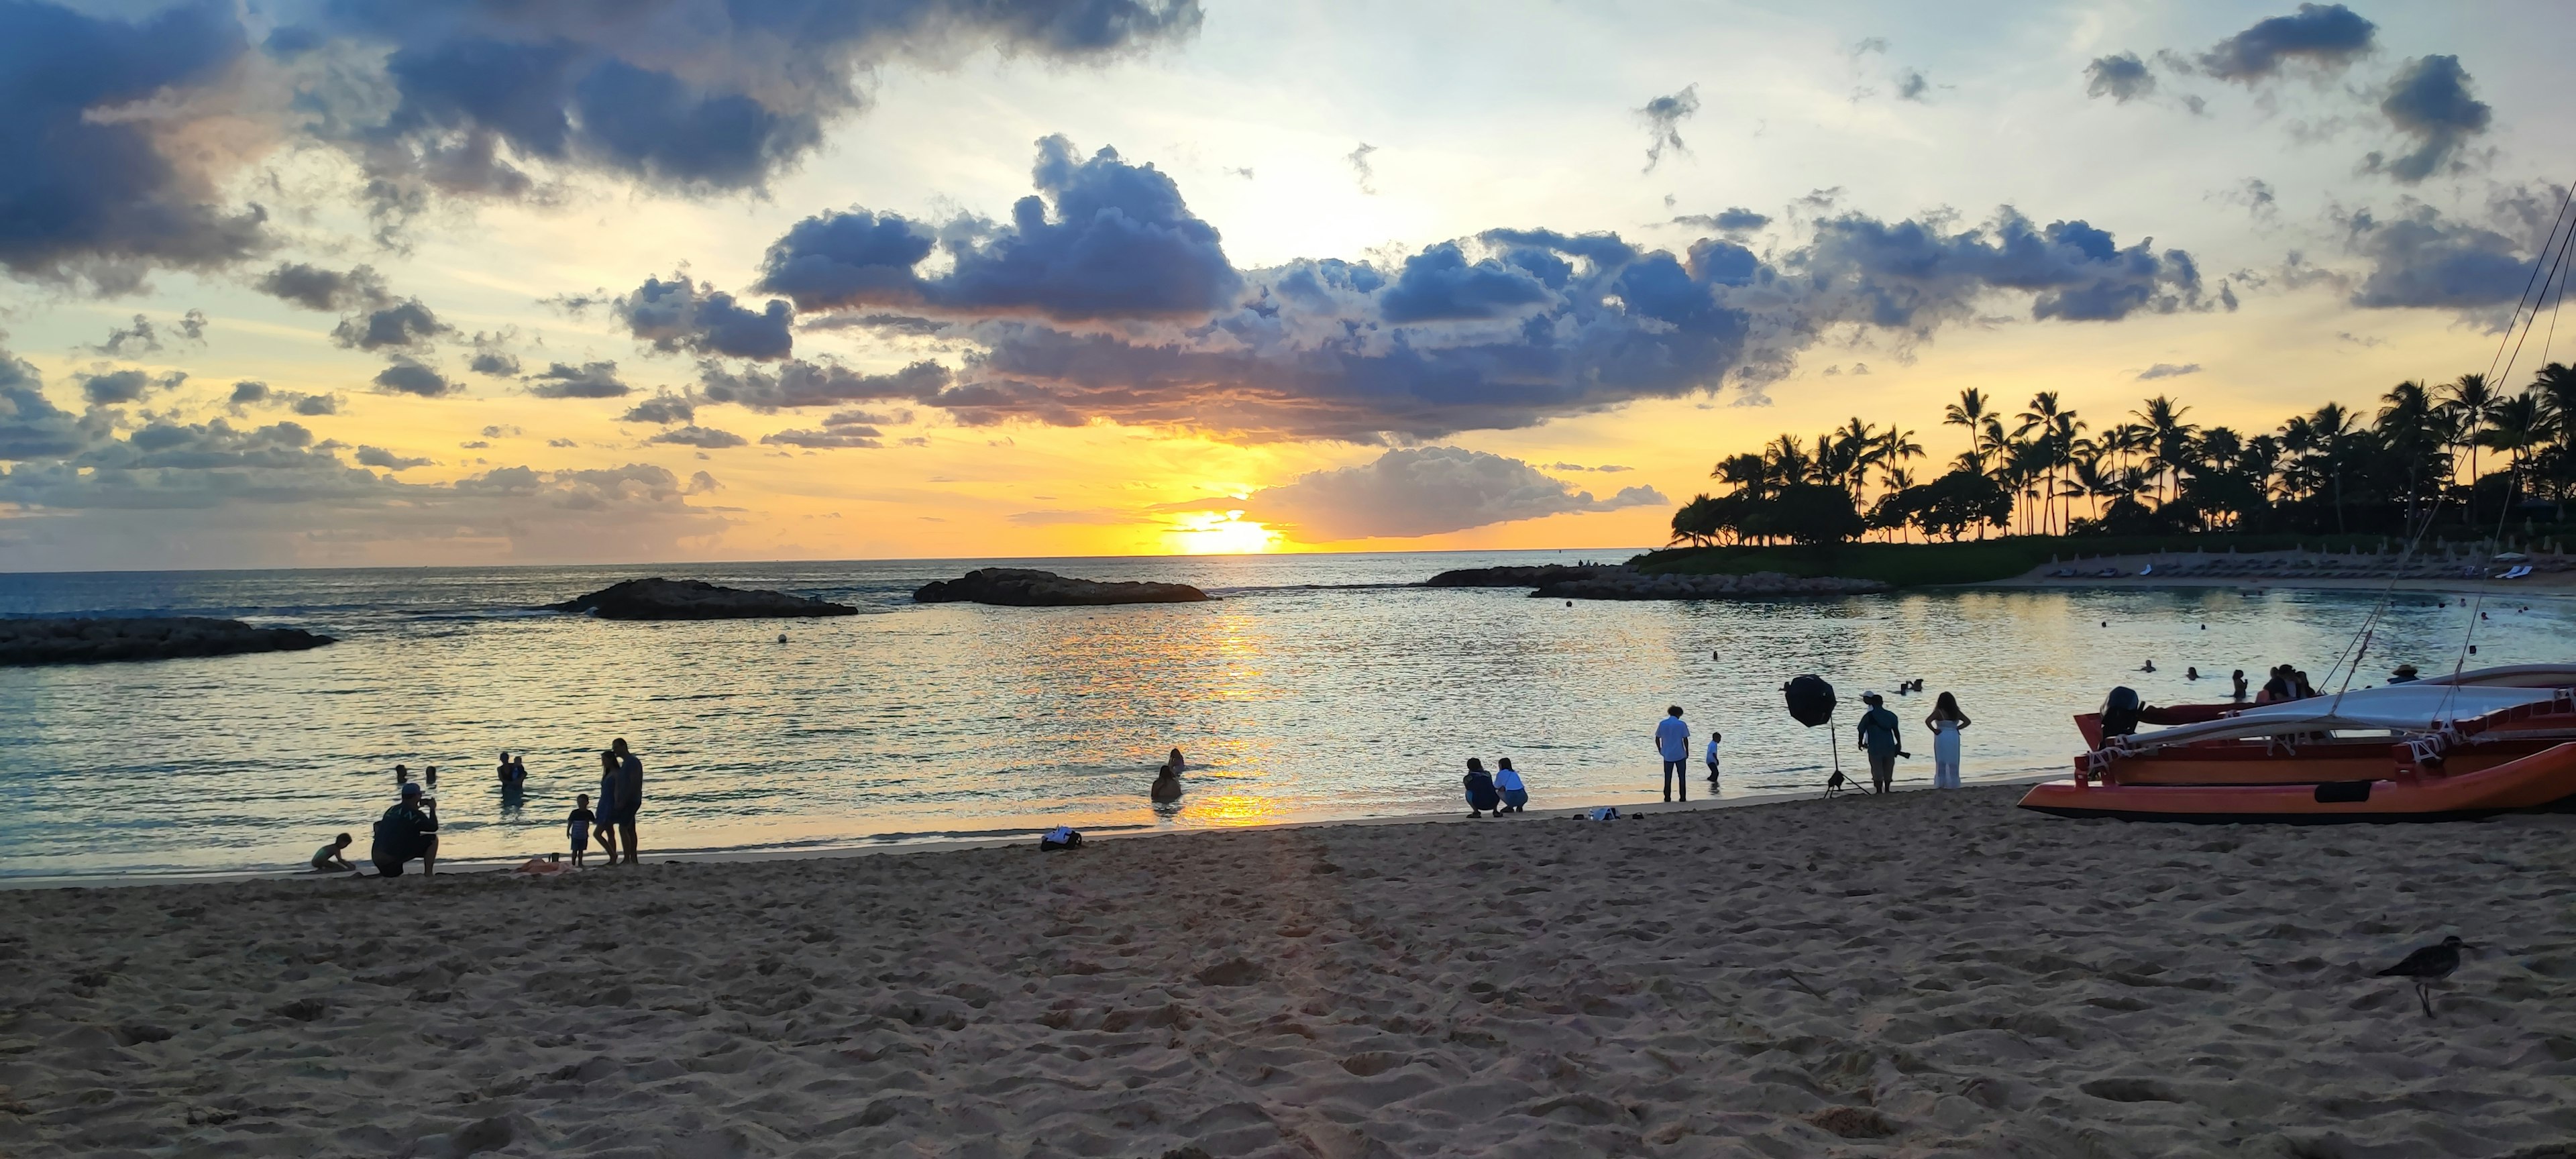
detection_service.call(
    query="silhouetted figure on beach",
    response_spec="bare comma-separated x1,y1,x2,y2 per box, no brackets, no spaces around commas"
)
310,832,354,873
2231,669,2249,700
1654,706,1690,802
1856,692,1903,794
370,783,438,877
498,751,527,794
608,738,643,864
1924,692,1970,789
566,793,596,867
1494,758,1528,813
593,750,623,863
1462,758,1500,818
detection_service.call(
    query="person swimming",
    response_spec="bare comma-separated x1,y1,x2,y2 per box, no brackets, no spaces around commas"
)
1150,762,1181,803
2140,659,2157,673
2185,666,2200,681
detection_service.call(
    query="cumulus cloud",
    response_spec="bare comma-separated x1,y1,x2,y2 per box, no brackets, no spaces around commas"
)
467,331,522,377
762,427,883,449
2137,362,2203,380
0,352,97,461
1238,447,1666,541
2085,53,2155,103
81,369,186,406
718,144,2208,442
1637,85,1699,172
356,445,433,470
0,1,268,292
646,425,747,449
616,275,794,360
752,137,1239,322
225,379,340,416
372,357,459,397
2365,56,2492,184
88,315,164,357
1894,68,1931,103
332,298,454,350
2341,199,2542,317
620,392,698,425
256,263,393,312
526,360,631,399
2196,3,2377,82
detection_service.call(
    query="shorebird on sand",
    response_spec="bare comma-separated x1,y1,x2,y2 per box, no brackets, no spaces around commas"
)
2375,935,2469,1017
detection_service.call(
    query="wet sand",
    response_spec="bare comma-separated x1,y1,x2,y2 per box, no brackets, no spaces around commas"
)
4,785,2572,1157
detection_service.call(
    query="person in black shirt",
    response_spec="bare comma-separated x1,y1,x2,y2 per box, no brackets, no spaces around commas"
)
370,782,439,877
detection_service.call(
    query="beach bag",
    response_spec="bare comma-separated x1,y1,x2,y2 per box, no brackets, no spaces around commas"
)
1586,806,1621,821
1040,826,1083,850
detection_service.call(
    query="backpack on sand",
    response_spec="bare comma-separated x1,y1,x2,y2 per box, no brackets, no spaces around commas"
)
1040,826,1083,850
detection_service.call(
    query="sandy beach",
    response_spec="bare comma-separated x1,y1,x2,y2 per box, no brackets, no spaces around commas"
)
5,786,2573,1158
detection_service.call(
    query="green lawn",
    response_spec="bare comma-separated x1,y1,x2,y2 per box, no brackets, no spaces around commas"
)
1629,533,2420,588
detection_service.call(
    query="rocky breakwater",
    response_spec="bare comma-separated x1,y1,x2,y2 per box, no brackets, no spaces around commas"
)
913,568,1209,607
1532,569,1891,600
0,616,335,665
1423,563,1627,588
549,577,859,620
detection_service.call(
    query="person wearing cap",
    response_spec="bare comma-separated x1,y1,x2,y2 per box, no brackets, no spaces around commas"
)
1856,692,1904,794
370,781,439,877
2388,663,2421,684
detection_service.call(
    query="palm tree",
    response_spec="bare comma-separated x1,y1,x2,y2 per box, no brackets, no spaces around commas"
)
2377,380,2440,527
2308,402,2356,533
1876,427,1925,491
2482,390,2547,502
2446,372,2501,522
2133,394,2198,506
1943,389,1994,472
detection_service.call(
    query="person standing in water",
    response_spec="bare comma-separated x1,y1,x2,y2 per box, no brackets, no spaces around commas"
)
1856,692,1903,794
1653,706,1690,803
1703,729,1722,789
609,738,644,865
2231,669,2249,700
1923,693,1971,789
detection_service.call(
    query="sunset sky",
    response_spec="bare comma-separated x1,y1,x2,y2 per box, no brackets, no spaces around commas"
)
1,0,2569,570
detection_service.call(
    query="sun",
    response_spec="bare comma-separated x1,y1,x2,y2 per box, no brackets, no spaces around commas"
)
1164,510,1280,555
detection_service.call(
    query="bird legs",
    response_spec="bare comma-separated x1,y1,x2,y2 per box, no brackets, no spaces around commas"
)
2415,979,2434,1018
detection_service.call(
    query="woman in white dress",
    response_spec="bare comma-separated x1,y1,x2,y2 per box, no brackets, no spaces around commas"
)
1924,692,1970,789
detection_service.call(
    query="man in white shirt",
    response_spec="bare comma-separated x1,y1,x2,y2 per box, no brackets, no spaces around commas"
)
1654,706,1690,802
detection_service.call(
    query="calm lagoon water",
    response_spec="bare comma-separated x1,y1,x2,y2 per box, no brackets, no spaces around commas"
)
2,550,2569,878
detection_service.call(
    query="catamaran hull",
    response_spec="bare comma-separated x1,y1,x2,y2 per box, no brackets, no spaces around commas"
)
2018,742,2576,823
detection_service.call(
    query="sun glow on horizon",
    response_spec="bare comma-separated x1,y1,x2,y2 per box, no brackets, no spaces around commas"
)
1163,510,1281,555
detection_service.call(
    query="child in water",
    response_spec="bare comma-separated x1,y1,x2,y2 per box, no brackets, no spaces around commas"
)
310,832,354,873
1703,730,1723,787
1493,758,1529,814
1462,758,1501,818
566,793,596,867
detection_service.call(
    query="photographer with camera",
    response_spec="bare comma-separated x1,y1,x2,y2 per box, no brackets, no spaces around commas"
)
370,781,440,877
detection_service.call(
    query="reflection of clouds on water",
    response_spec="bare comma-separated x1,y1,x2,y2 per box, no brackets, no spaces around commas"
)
0,553,2563,877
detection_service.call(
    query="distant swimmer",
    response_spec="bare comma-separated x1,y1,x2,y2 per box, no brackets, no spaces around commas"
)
1166,747,1186,774
2186,666,2200,681
2140,659,2157,673
1150,762,1182,804
777,632,787,643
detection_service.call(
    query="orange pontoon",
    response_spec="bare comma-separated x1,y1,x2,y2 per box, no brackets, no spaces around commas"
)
2018,742,2576,822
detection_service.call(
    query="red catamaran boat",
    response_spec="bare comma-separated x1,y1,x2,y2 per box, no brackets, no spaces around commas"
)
2020,671,2576,822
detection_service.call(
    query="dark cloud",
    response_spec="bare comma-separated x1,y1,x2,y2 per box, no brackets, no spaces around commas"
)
2366,56,2491,184
698,360,951,412
1794,211,2208,326
332,298,454,351
226,379,340,416
798,313,950,336
356,445,434,470
256,263,392,312
824,408,911,427
81,369,186,406
526,360,631,399
481,425,521,439
466,330,522,376
751,137,1240,322
1377,242,1556,323
1894,68,1931,103
1346,143,1378,195
761,426,884,449
372,357,460,397
1637,85,1699,172
2085,53,2155,103
2197,3,2377,82
89,315,162,356
2342,200,2537,315
646,425,747,449
620,392,698,425
1671,209,1770,235
0,0,268,292
177,309,207,343
547,437,579,448
292,394,343,416
616,276,795,360
2137,362,2203,380
0,351,97,461
1238,447,1667,541
1549,462,1633,473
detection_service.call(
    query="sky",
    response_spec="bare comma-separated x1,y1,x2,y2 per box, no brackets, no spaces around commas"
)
1,0,2571,571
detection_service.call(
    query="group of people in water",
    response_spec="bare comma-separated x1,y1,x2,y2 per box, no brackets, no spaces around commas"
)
308,739,647,877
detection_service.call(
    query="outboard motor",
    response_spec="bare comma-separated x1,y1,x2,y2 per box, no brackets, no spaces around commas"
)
2101,685,2143,738
1784,675,1837,727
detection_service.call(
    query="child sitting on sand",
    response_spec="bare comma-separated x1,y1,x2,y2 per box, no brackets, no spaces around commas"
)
1493,759,1528,814
1463,759,1501,818
566,794,596,867
310,832,354,873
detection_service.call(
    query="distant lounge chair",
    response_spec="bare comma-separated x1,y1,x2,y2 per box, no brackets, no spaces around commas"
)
2139,564,2155,576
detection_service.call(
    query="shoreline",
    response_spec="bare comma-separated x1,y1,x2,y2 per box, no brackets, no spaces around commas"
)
0,773,2062,891
1972,547,2576,597
6,783,2567,1156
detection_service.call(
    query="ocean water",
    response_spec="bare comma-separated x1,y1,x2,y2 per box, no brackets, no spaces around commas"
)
1,551,2568,879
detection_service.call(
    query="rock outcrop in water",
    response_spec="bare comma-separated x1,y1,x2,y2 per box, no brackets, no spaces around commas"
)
1427,565,1888,600
0,617,335,665
912,568,1209,607
549,577,859,620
